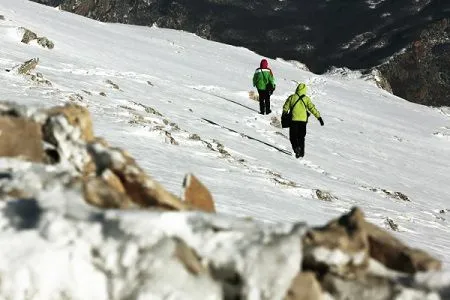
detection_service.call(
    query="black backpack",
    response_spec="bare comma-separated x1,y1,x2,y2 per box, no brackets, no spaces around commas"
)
281,95,309,128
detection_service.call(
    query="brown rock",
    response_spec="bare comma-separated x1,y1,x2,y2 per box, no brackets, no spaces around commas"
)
0,116,44,162
182,173,215,213
83,175,132,209
174,239,206,275
378,19,450,106
303,207,442,276
46,104,94,142
42,113,93,175
285,272,322,300
87,143,188,210
362,221,441,273
102,169,126,193
303,207,370,276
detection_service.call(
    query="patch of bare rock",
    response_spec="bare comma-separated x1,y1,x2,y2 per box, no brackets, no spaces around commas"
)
19,27,55,49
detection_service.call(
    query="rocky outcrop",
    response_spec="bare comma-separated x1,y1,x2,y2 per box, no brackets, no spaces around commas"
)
17,57,39,74
303,207,447,299
46,104,94,142
30,72,52,86
36,36,55,49
182,173,216,212
378,19,450,107
0,101,193,210
19,27,54,49
20,27,37,44
1,101,449,299
0,116,44,162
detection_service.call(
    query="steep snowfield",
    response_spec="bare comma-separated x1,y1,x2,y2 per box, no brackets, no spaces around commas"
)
1,0,450,270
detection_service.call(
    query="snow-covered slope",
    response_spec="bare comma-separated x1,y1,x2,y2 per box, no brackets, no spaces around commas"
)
1,0,450,270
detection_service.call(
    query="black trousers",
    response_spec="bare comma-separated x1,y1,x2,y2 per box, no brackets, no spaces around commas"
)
289,121,307,153
257,89,271,114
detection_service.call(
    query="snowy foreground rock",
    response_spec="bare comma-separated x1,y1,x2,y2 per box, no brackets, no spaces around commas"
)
0,101,450,300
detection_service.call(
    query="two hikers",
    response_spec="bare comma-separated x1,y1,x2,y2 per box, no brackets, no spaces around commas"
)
252,59,324,158
252,59,276,115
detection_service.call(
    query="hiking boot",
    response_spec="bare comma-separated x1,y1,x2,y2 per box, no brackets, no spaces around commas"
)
266,109,272,114
294,147,301,158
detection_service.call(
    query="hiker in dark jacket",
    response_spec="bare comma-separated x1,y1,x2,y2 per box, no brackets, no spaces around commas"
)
252,59,276,115
282,83,324,158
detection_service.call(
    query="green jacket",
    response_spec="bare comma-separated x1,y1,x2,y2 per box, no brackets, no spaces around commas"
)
253,68,276,91
283,83,321,122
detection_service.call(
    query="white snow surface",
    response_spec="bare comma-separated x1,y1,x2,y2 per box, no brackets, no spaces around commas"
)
0,0,450,295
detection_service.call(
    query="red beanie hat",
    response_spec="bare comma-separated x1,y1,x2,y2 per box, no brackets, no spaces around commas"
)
260,59,268,69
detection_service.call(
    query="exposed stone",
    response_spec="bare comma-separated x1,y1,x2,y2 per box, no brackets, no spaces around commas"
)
83,168,133,209
385,217,399,231
20,27,38,44
37,37,55,49
378,19,450,106
315,189,337,202
46,103,94,142
106,79,119,89
189,133,201,140
164,131,178,145
362,220,442,274
87,142,188,210
303,207,442,277
0,116,44,162
382,189,410,202
284,272,322,300
361,69,393,94
182,173,215,213
303,207,370,277
18,58,39,74
30,73,52,86
83,176,132,209
42,114,92,174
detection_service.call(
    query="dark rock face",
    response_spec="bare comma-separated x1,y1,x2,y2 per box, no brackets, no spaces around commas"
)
31,0,64,5
29,0,450,106
378,19,450,106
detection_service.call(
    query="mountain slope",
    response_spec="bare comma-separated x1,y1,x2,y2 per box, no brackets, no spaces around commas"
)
1,0,450,269
29,0,450,73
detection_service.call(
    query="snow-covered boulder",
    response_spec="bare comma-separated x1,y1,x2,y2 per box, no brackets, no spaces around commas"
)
1,101,450,299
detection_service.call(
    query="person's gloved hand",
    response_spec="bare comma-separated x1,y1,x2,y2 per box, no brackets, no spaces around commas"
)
318,117,324,126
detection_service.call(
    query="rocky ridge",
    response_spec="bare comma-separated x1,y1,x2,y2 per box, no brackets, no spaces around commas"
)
1,100,450,299
378,18,450,107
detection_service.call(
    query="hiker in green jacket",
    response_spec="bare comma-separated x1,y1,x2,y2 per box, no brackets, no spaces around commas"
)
253,59,276,115
282,83,324,158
